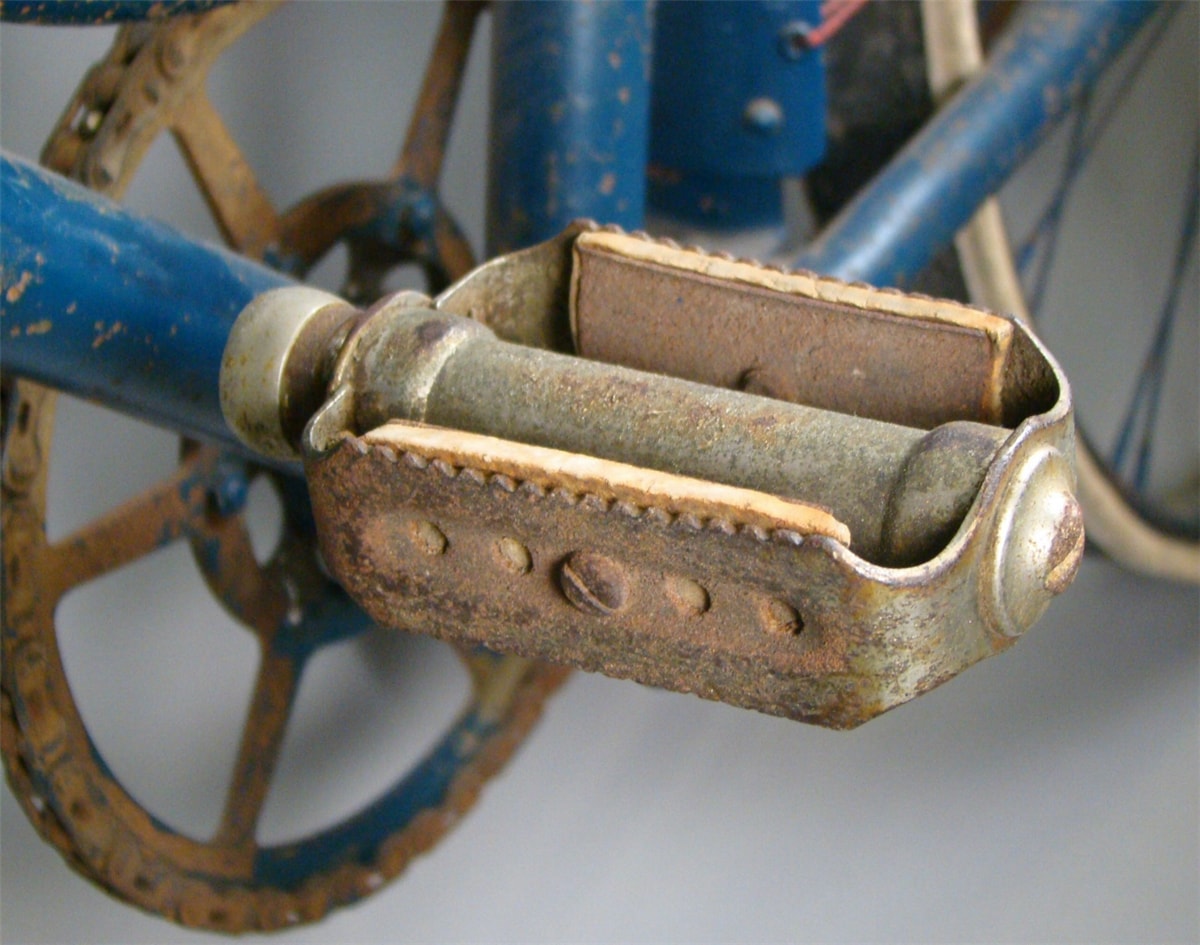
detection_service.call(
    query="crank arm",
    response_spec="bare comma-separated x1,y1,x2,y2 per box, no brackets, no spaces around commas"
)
221,225,1082,728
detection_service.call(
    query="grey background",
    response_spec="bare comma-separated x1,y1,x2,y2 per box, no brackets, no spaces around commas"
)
1,4,1197,942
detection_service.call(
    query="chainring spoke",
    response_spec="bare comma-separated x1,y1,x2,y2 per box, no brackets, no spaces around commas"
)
171,89,280,255
2,3,571,930
213,642,305,851
391,0,485,188
276,181,394,275
187,485,293,633
43,451,215,601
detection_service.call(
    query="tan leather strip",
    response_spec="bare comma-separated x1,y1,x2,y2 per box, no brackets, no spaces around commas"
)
576,229,1012,336
362,420,852,545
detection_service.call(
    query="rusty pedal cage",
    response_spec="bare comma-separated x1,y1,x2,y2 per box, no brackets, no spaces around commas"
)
223,224,1083,729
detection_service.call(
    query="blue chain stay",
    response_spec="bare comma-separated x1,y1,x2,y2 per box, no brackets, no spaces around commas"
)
795,0,1158,287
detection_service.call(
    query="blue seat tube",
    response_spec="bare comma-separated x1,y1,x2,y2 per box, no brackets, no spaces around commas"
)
486,0,652,254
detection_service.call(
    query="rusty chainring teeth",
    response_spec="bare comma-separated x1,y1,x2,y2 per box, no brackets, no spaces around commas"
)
2,2,566,931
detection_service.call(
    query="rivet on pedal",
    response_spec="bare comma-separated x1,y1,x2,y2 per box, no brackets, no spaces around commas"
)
560,552,628,615
664,576,710,617
409,520,448,556
495,537,532,575
761,599,803,636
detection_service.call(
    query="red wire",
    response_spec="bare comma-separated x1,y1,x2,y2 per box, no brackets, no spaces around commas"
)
808,0,869,46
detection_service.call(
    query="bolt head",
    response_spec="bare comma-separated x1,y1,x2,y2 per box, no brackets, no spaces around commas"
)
742,97,784,135
981,446,1084,638
560,552,628,616
778,20,813,59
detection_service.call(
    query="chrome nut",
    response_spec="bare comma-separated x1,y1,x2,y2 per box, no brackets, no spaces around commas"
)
981,445,1085,638
220,286,349,462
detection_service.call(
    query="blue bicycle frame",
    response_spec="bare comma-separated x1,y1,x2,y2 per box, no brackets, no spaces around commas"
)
0,0,1162,914
2,1,1154,452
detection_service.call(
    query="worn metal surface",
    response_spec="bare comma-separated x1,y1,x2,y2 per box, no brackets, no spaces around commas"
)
572,231,1015,430
796,0,1158,286
232,286,1007,566
2,2,567,932
303,391,1080,728
487,0,651,254
232,226,1086,728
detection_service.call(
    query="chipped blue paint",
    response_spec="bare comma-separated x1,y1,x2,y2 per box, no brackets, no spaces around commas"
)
369,178,438,244
275,590,372,656
487,0,651,253
205,454,253,517
0,1,229,24
1,153,294,456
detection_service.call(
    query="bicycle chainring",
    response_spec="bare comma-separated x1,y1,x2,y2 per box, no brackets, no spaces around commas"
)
1,2,568,931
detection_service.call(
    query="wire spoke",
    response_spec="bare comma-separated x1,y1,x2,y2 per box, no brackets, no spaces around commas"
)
1014,7,1178,315
45,456,212,601
1110,139,1199,493
1021,87,1093,316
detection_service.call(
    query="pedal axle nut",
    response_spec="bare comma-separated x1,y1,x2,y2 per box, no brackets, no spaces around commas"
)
981,445,1085,638
221,287,359,463
560,552,628,616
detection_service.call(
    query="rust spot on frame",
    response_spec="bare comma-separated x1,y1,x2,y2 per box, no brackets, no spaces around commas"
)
5,271,35,304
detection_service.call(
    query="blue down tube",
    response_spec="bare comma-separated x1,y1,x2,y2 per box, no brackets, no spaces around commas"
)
1,152,526,898
795,0,1158,287
1,153,293,450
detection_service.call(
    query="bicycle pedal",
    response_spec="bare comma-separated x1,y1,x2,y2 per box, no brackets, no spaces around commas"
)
222,225,1082,727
